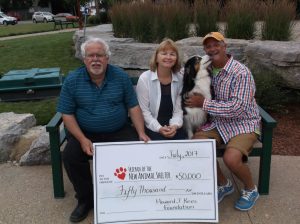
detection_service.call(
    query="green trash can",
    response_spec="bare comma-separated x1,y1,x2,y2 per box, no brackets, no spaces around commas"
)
0,68,63,102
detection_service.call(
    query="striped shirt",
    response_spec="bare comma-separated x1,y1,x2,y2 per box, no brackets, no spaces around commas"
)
202,56,261,143
57,65,138,133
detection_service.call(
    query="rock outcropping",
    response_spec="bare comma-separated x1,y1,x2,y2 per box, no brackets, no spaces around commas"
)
0,112,36,163
73,24,300,89
0,112,50,165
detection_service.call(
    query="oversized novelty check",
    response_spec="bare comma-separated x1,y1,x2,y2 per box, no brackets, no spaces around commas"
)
93,139,218,224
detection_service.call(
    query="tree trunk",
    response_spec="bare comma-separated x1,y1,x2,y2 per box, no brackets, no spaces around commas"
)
95,0,99,15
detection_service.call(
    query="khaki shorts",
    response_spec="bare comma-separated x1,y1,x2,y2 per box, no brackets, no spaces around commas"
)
193,128,258,156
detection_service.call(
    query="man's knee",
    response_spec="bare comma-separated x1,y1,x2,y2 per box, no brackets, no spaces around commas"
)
223,147,243,169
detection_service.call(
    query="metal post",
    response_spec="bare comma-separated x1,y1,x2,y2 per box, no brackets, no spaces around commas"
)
83,14,87,41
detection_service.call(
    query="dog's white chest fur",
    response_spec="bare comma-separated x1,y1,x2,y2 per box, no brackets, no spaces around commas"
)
184,55,211,139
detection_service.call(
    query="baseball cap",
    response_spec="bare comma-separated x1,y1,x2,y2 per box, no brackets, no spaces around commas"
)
202,32,225,45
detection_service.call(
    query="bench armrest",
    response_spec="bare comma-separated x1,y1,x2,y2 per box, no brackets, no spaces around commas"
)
258,106,277,129
257,105,277,194
46,112,66,144
46,112,65,198
46,112,63,131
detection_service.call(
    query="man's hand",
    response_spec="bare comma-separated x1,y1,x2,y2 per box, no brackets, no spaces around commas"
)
79,137,94,156
184,93,205,108
139,133,151,142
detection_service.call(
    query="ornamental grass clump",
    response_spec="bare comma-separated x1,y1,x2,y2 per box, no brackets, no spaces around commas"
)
110,0,191,43
261,0,296,41
194,0,219,37
110,3,132,38
223,0,257,39
129,2,155,42
162,2,192,41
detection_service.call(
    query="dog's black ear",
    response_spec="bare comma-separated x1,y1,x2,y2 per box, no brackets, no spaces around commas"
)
182,56,199,95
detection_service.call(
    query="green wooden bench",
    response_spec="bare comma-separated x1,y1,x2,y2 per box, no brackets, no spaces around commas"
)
46,77,277,198
53,17,75,30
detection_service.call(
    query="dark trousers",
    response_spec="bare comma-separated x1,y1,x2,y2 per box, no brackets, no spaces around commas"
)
62,124,138,203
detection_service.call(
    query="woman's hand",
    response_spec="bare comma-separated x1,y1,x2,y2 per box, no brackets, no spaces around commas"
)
159,125,177,138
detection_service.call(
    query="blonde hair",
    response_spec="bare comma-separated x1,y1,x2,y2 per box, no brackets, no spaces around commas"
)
149,38,181,73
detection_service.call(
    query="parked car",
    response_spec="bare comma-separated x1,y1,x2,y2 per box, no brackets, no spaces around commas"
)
0,12,17,25
7,11,21,21
54,13,79,22
32,11,54,23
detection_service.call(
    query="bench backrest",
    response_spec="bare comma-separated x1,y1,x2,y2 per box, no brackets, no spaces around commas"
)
54,16,67,22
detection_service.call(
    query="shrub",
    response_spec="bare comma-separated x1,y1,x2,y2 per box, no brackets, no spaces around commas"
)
87,15,101,25
252,67,288,111
261,0,296,41
223,0,257,39
194,0,219,37
99,10,110,24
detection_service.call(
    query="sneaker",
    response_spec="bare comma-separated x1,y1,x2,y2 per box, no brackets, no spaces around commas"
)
218,179,234,203
235,186,259,211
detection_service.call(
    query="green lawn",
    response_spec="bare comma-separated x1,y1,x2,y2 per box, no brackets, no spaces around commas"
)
0,99,58,125
0,22,79,37
0,31,83,125
0,31,83,75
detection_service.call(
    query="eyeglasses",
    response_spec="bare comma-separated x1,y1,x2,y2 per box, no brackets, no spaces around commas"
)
85,53,107,60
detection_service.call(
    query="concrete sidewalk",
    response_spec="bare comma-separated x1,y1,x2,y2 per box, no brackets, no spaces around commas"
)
0,155,299,224
0,28,78,41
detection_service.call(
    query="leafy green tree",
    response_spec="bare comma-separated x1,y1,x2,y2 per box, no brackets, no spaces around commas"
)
0,0,33,11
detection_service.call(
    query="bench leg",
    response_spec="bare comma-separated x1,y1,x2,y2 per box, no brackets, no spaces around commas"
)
258,128,273,195
49,131,65,198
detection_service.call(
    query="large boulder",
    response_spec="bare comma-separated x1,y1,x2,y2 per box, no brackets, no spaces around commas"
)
19,127,50,166
10,125,45,162
245,41,300,89
0,112,36,162
73,24,300,89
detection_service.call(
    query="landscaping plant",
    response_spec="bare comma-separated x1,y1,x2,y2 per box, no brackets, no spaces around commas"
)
194,0,219,37
223,0,257,39
261,0,296,41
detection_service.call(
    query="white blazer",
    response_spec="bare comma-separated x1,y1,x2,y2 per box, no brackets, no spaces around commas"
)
136,70,183,132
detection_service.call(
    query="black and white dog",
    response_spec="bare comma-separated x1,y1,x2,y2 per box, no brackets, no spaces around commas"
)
182,55,212,139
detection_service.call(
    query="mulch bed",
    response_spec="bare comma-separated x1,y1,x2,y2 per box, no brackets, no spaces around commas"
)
270,104,300,156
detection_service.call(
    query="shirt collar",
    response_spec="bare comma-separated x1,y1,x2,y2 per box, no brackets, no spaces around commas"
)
151,70,179,82
222,54,234,73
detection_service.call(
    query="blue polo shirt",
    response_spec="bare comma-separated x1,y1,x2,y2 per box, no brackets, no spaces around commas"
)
57,64,138,133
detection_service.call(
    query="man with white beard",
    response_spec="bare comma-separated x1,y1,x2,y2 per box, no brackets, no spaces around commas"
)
57,37,149,223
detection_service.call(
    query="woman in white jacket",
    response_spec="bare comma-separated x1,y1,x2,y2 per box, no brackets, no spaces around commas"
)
136,39,186,140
